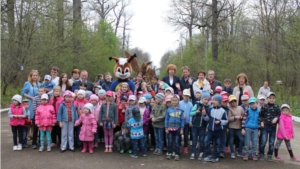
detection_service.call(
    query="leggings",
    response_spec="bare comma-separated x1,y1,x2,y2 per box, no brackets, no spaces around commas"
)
51,124,61,145
11,126,24,146
275,139,291,150
40,130,51,147
104,128,114,148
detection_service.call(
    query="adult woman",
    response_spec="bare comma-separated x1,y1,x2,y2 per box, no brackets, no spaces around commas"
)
192,71,211,94
233,73,254,105
257,81,270,98
21,70,41,119
162,64,181,95
58,73,72,93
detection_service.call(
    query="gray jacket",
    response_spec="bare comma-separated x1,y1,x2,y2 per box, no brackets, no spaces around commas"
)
99,102,118,124
125,104,139,122
150,103,167,128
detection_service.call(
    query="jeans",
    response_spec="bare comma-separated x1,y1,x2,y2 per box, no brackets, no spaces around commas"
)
40,130,51,147
132,138,146,156
11,126,23,146
259,125,276,155
167,130,181,155
229,128,244,154
191,127,205,154
220,127,227,152
183,125,190,147
22,127,28,146
205,130,222,159
144,132,149,150
244,128,258,155
153,128,164,150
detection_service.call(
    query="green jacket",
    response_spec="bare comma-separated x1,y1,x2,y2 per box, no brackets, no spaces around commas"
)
150,103,167,128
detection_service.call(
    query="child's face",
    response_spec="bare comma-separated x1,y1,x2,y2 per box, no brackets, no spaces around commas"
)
230,101,237,107
150,99,156,106
121,85,128,92
281,108,290,115
53,90,60,97
90,100,97,105
202,98,209,105
139,102,145,107
94,88,100,94
165,90,171,96
23,102,29,109
84,108,90,114
166,101,172,107
122,128,128,134
129,100,135,105
137,94,142,99
38,89,45,96
171,97,179,107
44,79,50,84
212,99,220,106
249,102,257,109
74,90,79,95
224,82,232,88
183,95,189,101
151,78,158,85
195,92,201,99
121,100,127,105
221,101,228,107
106,96,113,102
80,86,87,90
99,94,105,99
64,96,72,102
77,94,84,100
267,95,276,104
242,100,248,106
258,99,265,104
41,99,48,104
155,99,161,104
12,100,19,106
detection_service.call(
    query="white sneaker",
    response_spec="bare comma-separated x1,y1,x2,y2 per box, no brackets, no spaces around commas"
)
190,141,192,146
17,144,22,150
13,146,18,151
39,147,44,152
47,147,51,152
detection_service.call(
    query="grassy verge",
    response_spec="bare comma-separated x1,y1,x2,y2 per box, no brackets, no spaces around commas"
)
1,86,22,108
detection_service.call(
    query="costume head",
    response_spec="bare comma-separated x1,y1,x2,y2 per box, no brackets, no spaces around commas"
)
109,51,137,80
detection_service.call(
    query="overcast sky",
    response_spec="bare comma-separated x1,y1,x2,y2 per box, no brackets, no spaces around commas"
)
129,0,180,68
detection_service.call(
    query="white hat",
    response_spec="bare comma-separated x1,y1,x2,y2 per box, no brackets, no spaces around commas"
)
77,89,86,96
12,94,22,103
129,95,136,101
44,75,51,81
258,95,266,100
281,104,290,110
138,97,147,103
84,103,94,113
183,89,191,96
241,95,250,101
267,92,276,97
41,94,49,100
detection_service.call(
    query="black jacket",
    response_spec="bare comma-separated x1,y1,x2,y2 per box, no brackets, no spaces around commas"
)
162,75,181,94
72,80,94,92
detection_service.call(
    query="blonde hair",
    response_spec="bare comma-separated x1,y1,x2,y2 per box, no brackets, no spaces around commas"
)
236,73,249,85
27,70,40,84
52,86,62,97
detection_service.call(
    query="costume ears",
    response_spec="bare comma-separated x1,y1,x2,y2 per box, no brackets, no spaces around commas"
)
125,51,137,63
109,57,119,62
125,51,140,72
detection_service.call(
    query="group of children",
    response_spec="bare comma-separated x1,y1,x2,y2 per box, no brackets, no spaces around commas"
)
8,78,299,163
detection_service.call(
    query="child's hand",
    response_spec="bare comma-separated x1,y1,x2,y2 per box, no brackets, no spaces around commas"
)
261,122,264,128
284,136,289,140
180,129,183,135
99,123,103,126
122,109,125,113
74,123,78,127
59,122,63,128
112,124,116,128
206,128,208,133
202,109,206,115
152,118,155,122
227,129,229,133
196,108,200,113
241,129,245,135
52,123,55,126
215,120,220,125
188,78,193,85
165,129,169,134
272,118,278,124
189,123,192,127
37,125,40,127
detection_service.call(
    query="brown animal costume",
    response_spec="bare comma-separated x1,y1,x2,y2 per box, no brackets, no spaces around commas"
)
130,57,156,84
109,52,137,92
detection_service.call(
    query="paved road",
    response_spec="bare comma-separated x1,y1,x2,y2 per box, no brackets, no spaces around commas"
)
1,113,300,169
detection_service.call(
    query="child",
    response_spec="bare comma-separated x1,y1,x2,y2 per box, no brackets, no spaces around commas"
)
179,89,193,154
128,108,146,158
223,79,233,95
151,93,166,156
214,86,223,95
32,86,46,149
240,94,250,111
165,95,184,161
257,95,266,110
165,95,172,108
192,89,202,105
98,89,106,143
89,94,101,147
228,95,245,158
79,82,92,100
41,75,55,95
75,103,97,153
114,122,132,154
49,86,64,148
274,104,299,162
241,97,261,161
99,91,118,153
203,94,228,163
165,87,174,97
22,99,31,148
125,95,139,122
220,95,229,157
116,82,133,107
138,97,151,150
35,94,56,152
150,98,156,107
57,90,78,152
8,95,26,150
190,91,211,160
151,76,160,94
93,85,102,96
118,95,128,130
259,92,281,161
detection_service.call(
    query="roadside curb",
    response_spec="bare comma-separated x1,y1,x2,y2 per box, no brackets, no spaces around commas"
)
293,116,300,123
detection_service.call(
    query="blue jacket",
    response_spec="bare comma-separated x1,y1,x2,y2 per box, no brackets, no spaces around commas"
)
21,81,41,118
223,87,233,95
57,102,78,122
110,80,135,93
128,118,144,140
178,100,193,124
190,102,211,128
164,106,185,130
41,81,56,89
243,107,261,129
203,106,228,132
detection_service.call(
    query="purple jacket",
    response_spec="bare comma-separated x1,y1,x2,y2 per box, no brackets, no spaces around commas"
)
140,107,150,133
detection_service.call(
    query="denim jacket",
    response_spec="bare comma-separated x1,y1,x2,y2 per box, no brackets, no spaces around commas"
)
57,102,78,122
99,102,118,124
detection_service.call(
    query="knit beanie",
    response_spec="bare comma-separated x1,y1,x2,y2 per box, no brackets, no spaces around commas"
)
77,89,86,96
201,91,210,99
84,103,93,113
89,94,99,101
12,94,22,104
121,95,128,101
144,93,152,100
155,93,165,101
98,89,106,95
213,94,222,104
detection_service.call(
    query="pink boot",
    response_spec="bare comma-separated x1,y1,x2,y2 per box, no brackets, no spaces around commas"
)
184,147,188,154
94,142,98,148
291,156,299,162
88,142,94,154
81,142,87,153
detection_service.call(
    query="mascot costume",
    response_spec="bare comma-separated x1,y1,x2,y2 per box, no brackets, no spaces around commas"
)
109,52,137,92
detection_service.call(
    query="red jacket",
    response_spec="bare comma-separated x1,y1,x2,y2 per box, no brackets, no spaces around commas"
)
49,96,64,118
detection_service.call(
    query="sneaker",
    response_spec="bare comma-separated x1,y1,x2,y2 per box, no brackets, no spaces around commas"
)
243,154,249,161
22,144,30,148
13,146,18,151
276,156,284,162
47,147,51,152
94,143,98,148
128,149,132,154
190,140,193,146
157,150,162,156
198,153,203,161
153,149,158,155
225,147,229,153
166,153,171,160
231,153,236,159
204,156,212,162
32,145,37,149
237,153,244,158
174,155,180,161
108,148,113,153
17,144,22,150
184,147,188,154
69,149,75,152
50,143,56,148
267,155,274,162
150,146,155,151
172,152,175,157
130,154,138,158
252,155,258,161
259,154,266,161
39,147,44,152
212,158,219,163
291,156,300,162
220,152,225,158
104,148,108,153
143,154,146,157
190,153,195,160
101,138,104,143
120,149,124,154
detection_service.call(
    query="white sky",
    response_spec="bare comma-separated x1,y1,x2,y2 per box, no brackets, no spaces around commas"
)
129,0,180,68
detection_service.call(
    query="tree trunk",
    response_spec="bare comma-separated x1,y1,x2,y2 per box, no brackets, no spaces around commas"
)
73,0,82,61
57,0,64,42
211,0,219,63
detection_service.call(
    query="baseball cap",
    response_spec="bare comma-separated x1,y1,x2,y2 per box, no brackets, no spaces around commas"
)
228,95,237,102
281,104,290,110
215,86,222,93
241,95,250,101
138,97,147,103
258,95,266,100
44,75,51,81
248,97,257,103
267,92,276,98
41,94,49,100
129,95,136,101
183,89,191,96
222,95,229,102
106,91,114,97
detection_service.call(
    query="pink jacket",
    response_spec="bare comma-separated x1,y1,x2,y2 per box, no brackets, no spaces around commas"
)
92,103,101,122
74,99,89,117
9,104,26,126
75,113,97,141
49,96,64,118
35,104,56,127
277,113,294,140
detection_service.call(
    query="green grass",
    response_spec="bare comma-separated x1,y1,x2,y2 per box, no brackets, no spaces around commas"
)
1,86,22,108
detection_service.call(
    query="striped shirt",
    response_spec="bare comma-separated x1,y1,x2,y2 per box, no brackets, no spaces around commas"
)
33,96,42,116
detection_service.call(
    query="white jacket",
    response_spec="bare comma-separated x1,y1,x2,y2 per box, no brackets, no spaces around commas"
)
193,79,211,94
